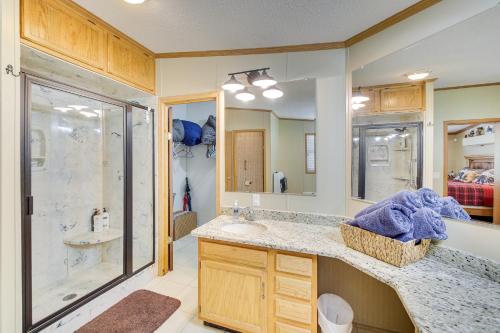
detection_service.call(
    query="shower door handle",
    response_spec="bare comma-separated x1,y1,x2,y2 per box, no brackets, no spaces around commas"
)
26,195,33,216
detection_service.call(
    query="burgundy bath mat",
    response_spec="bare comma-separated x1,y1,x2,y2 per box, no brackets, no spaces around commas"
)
76,289,181,333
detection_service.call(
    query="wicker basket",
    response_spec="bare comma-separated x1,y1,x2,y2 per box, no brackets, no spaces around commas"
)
340,223,430,267
174,211,198,240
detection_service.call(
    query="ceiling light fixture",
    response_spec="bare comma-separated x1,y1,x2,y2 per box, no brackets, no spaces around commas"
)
54,107,72,113
248,70,277,88
68,105,88,111
222,75,245,92
352,87,370,104
262,86,283,99
80,111,98,118
352,103,365,110
124,0,146,4
406,71,430,81
235,88,255,102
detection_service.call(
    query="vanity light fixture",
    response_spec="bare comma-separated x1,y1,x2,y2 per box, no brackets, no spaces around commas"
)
235,87,256,102
54,107,72,113
68,105,89,111
262,86,283,99
80,111,98,118
248,69,277,88
406,71,430,81
352,103,365,110
352,87,370,104
222,75,245,92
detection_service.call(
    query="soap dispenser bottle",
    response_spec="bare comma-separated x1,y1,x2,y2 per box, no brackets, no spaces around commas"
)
232,200,240,222
101,208,110,230
92,209,103,233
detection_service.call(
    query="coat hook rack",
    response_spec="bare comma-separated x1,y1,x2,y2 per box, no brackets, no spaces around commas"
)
5,64,20,77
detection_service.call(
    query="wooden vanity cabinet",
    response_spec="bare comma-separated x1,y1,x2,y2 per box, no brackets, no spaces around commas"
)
198,239,317,333
21,0,156,94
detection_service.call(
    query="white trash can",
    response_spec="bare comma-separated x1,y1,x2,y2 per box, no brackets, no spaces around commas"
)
317,294,354,333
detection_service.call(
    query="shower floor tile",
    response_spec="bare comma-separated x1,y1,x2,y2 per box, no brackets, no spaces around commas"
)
32,262,122,324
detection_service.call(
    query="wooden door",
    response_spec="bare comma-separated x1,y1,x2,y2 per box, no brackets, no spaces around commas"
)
21,0,107,70
200,260,267,333
233,130,265,192
225,131,234,191
108,33,155,92
380,85,423,112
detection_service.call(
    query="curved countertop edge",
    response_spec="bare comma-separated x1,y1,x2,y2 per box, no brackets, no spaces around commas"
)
192,216,500,333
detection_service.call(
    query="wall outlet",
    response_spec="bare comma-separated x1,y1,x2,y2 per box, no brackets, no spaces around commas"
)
252,194,261,207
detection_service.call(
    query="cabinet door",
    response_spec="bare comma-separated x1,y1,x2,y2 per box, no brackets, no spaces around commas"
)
108,33,155,92
380,85,423,112
21,0,107,70
200,260,267,333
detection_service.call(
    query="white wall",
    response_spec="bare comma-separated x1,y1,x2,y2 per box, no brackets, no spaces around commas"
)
0,0,22,331
157,49,347,215
172,102,217,225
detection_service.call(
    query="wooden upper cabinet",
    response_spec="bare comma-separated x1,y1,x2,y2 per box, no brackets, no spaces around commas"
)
21,0,106,70
380,85,424,112
20,0,156,94
108,33,155,93
353,88,380,115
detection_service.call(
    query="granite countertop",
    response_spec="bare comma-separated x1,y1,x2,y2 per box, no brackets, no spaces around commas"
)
192,213,500,333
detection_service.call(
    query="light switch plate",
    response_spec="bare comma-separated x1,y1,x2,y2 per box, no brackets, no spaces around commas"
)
252,194,261,207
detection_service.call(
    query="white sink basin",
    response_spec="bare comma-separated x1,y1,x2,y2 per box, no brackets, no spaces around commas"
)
221,222,267,235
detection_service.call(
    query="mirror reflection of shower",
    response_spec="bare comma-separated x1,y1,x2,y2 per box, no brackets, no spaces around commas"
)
352,122,423,202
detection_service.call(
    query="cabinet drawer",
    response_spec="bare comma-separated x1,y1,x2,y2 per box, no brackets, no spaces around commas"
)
276,254,312,277
200,241,267,268
276,321,311,333
275,275,311,300
275,297,312,325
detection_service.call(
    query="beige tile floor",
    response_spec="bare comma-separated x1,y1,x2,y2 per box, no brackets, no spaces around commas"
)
146,235,224,333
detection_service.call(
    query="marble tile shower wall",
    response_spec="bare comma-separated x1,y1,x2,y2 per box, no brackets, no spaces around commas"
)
102,110,125,266
132,110,155,270
31,108,105,291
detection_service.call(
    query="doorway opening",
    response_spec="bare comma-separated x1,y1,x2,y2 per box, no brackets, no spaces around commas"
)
158,93,219,274
443,118,500,223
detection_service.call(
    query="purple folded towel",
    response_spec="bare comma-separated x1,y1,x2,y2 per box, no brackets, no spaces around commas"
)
355,190,423,218
440,196,471,220
416,188,442,213
411,207,447,240
350,203,413,238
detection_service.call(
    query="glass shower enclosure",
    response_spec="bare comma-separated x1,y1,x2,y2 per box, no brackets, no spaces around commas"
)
21,74,155,332
352,122,423,202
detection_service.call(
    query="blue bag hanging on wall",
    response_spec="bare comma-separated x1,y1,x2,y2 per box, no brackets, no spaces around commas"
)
181,120,202,146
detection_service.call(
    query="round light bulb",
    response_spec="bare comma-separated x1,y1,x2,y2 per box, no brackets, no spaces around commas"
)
262,86,283,99
352,103,365,110
222,75,244,92
124,0,146,4
235,88,256,102
249,70,277,88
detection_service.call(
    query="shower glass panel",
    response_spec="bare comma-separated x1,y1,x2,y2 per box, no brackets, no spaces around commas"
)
132,106,155,271
27,81,125,324
352,123,423,202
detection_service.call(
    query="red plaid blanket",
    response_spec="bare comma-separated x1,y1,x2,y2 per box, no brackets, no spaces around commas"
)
447,181,494,207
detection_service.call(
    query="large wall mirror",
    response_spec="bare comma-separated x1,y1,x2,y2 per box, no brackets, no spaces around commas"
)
351,6,500,225
225,78,316,195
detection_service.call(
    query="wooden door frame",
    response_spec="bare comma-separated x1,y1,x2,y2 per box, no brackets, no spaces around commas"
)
231,129,266,193
157,91,220,275
443,118,500,224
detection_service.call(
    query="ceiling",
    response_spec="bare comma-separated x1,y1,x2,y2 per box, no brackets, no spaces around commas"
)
225,79,316,120
73,0,418,53
352,6,500,88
